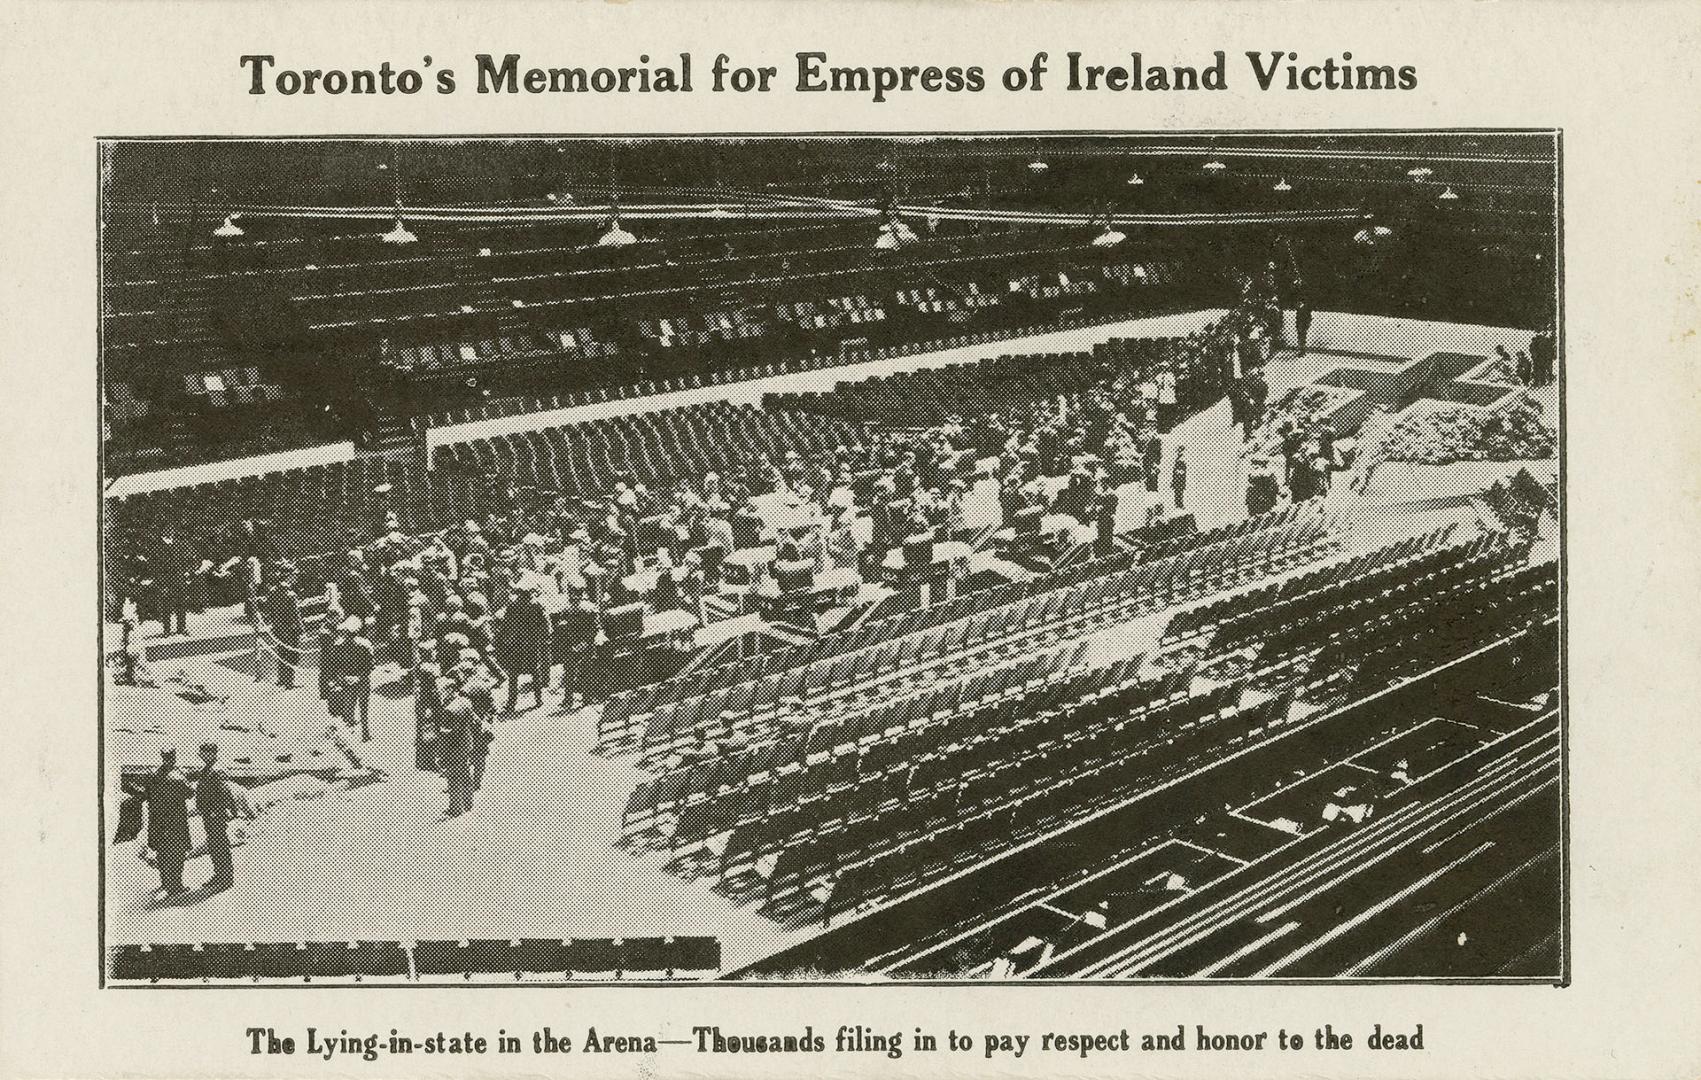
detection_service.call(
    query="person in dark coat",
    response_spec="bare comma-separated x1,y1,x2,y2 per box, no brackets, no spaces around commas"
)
195,742,248,892
1530,330,1556,387
1245,367,1269,437
439,691,477,818
260,573,304,688
1142,435,1163,494
1093,484,1119,558
322,617,376,741
1247,462,1281,518
1278,422,1304,490
1294,299,1312,356
555,589,600,708
143,750,194,894
731,500,765,550
337,550,377,624
1227,384,1249,443
495,586,552,712
1171,447,1188,510
153,530,195,636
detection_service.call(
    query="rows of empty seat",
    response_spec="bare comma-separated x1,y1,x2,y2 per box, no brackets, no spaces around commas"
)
382,330,617,375
765,350,1107,427
109,456,434,571
432,401,866,497
597,503,1333,755
821,688,1292,919
109,936,720,981
622,641,1103,844
1333,559,1557,697
1138,503,1307,564
1222,535,1533,699
1161,523,1466,644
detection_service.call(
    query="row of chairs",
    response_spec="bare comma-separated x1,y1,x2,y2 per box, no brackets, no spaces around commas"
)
745,679,1266,918
418,301,1174,435
1209,527,1491,654
1236,538,1529,696
630,503,1330,764
765,349,1107,426
109,936,720,981
1164,523,1463,645
433,401,863,498
625,641,1114,839
821,690,1292,919
1338,561,1558,696
599,505,1332,755
1140,503,1306,565
640,307,770,348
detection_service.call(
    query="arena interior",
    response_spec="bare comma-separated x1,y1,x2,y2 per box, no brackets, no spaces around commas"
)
102,134,1562,982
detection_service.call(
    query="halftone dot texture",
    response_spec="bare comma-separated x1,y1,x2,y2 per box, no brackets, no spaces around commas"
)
102,134,1559,982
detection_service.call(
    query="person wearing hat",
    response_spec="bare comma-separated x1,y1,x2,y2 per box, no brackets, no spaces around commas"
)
1247,458,1281,517
439,692,478,818
195,742,251,893
323,616,376,741
142,748,194,895
317,601,346,707
555,584,600,710
1171,446,1189,511
462,519,493,567
495,583,552,713
455,654,500,790
413,654,445,771
260,569,304,688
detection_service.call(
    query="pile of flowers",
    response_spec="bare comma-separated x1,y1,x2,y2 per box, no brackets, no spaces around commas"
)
1251,385,1357,450
1361,394,1555,469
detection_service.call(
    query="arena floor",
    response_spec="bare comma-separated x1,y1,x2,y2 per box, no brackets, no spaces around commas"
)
103,311,1550,973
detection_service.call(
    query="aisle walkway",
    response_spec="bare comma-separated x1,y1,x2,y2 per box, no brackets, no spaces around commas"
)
106,679,817,969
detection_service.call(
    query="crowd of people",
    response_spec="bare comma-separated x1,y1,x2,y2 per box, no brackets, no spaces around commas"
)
112,273,1323,827
1496,329,1558,388
114,742,255,897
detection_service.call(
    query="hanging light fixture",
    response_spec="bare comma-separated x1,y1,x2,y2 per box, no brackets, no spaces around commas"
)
381,215,418,245
1090,214,1126,248
597,216,638,247
1027,160,1049,172
1273,178,1293,192
1202,160,1227,172
1407,166,1434,181
1438,186,1460,201
380,148,415,244
874,219,918,250
1126,172,1145,186
212,214,244,238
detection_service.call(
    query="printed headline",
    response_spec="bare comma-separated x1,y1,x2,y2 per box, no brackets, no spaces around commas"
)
238,51,1420,103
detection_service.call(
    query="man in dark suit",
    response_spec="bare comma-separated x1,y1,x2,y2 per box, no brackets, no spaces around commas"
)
496,586,552,712
323,617,376,741
439,691,478,818
555,589,600,709
144,750,194,895
261,571,304,688
153,530,195,637
195,742,249,893
1294,299,1313,356
731,500,765,550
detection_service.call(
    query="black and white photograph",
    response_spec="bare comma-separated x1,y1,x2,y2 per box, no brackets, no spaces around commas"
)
99,132,1562,984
